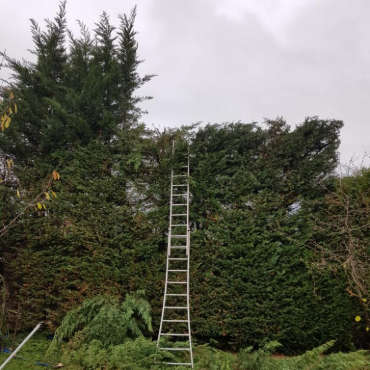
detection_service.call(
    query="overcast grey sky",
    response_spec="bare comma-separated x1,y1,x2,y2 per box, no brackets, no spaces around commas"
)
1,0,369,164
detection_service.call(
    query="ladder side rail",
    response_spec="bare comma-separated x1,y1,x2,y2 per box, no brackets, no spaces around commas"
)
157,253,170,346
187,247,193,368
157,166,174,346
186,152,194,367
168,168,174,256
186,153,190,256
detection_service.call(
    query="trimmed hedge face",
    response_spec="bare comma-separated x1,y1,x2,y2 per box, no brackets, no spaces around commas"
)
5,120,364,353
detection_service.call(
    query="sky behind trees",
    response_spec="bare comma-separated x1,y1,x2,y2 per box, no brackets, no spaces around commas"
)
1,0,369,164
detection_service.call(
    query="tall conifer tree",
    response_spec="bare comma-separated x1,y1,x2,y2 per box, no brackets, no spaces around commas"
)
0,2,155,326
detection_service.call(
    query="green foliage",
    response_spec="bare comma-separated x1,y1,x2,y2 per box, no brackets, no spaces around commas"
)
57,336,178,370
311,350,370,370
188,120,358,352
195,341,370,370
303,167,370,337
1,0,369,357
282,340,337,369
1,334,369,370
236,341,282,370
47,291,152,360
1,335,172,370
194,345,236,370
0,0,157,330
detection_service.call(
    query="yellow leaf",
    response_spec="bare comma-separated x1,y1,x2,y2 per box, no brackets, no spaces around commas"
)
17,189,20,197
52,191,57,198
8,107,12,115
5,116,11,128
10,92,14,99
0,178,3,183
355,316,361,322
14,102,18,114
45,192,50,201
367,327,369,332
7,159,13,169
42,204,46,210
37,202,42,210
362,298,367,302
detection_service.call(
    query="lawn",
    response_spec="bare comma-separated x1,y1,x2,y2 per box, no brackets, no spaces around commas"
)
0,334,52,370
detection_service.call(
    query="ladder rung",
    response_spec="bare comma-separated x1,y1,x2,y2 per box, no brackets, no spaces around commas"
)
171,235,187,238
172,194,187,196
170,246,186,249
172,203,187,206
168,281,187,284
173,175,187,177
172,214,187,216
181,166,188,168
171,224,187,227
169,258,187,260
168,269,187,272
160,348,191,351
160,333,190,336
166,293,187,296
165,306,187,309
164,362,192,366
163,319,188,323
172,185,187,187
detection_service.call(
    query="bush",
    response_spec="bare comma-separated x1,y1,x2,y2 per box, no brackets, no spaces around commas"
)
186,341,370,370
46,291,153,360
236,341,281,370
235,341,370,370
62,337,172,370
194,345,236,370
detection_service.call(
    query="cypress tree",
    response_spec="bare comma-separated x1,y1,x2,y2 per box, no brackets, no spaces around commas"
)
0,2,155,327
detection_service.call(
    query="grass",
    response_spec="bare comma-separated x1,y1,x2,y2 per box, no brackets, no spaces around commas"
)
0,333,52,370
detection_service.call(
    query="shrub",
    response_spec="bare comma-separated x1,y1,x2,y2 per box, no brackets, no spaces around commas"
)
62,337,171,370
193,345,235,370
46,290,152,360
236,341,370,370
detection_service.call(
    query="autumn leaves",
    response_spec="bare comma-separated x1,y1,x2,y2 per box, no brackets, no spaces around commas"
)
0,90,17,132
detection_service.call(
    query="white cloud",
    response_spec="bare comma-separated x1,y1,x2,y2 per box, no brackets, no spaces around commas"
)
215,0,318,43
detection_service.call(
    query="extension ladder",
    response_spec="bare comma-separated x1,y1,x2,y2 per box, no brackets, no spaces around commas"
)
157,143,193,368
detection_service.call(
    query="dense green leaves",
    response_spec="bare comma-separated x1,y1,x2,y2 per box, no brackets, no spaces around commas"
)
187,120,358,352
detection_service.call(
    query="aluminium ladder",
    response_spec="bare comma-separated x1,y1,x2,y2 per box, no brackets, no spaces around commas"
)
157,143,193,368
